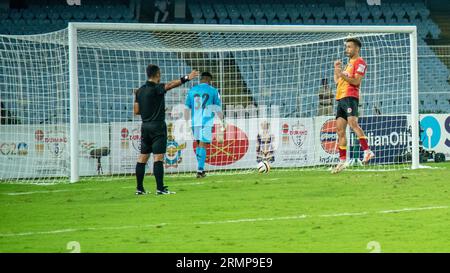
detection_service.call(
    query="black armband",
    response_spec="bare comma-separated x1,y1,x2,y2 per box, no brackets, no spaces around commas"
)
180,75,190,84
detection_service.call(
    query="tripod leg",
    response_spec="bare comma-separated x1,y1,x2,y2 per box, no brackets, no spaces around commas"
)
97,157,101,175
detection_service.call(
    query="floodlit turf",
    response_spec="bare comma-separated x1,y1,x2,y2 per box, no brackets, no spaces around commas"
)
1,163,449,253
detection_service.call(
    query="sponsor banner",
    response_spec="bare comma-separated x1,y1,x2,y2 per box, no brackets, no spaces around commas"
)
192,123,250,168
419,114,450,160
315,116,340,165
110,120,256,174
273,118,316,167
349,116,409,164
110,121,145,174
5,114,441,179
0,124,69,179
110,121,198,174
0,124,111,179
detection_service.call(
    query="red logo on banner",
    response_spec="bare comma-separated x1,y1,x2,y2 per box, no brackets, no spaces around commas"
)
35,130,44,141
320,119,338,154
121,128,129,139
193,124,249,166
282,123,289,135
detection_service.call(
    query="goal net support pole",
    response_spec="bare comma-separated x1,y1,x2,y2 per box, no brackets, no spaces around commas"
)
69,23,80,183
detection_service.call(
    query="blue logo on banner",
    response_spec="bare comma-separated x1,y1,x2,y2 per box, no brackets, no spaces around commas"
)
420,116,441,149
350,116,409,164
446,116,450,148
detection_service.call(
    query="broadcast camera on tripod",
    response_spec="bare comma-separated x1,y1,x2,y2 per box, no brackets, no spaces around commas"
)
89,147,110,175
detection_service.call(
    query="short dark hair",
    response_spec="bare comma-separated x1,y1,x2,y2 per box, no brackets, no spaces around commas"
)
146,64,160,78
201,72,213,80
345,38,362,48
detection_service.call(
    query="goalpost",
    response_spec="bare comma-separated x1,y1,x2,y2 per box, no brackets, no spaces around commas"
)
0,23,419,184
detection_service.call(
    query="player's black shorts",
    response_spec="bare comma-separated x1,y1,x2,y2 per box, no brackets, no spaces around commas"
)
336,97,359,120
140,121,167,154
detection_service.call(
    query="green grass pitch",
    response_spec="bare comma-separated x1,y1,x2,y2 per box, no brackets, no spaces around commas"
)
1,163,449,253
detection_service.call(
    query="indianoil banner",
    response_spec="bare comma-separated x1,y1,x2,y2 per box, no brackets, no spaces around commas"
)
349,116,410,164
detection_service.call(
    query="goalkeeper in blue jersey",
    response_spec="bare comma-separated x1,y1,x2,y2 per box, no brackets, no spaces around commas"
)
184,72,224,178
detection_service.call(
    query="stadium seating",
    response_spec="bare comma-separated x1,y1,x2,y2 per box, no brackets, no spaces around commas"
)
0,0,449,120
187,1,439,39
0,1,138,35
186,0,449,115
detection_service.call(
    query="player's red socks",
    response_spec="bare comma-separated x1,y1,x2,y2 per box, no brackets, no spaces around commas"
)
339,146,347,161
358,136,369,151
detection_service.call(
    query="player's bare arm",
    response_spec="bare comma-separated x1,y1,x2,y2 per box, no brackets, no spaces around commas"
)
216,110,226,131
183,107,192,131
133,89,140,115
183,108,191,123
339,72,363,86
334,60,342,83
133,103,140,116
216,111,224,121
164,70,199,91
213,100,225,129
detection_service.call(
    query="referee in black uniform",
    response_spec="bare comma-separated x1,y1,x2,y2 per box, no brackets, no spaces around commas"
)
134,64,199,195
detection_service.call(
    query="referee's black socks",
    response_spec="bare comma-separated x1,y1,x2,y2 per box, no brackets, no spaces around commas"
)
154,161,164,191
136,162,146,191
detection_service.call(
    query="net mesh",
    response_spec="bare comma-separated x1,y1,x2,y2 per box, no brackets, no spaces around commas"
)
0,26,415,183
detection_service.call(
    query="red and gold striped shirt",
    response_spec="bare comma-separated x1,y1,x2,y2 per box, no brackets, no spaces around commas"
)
336,57,367,101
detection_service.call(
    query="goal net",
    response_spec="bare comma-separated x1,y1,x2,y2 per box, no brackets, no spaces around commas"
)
0,24,419,183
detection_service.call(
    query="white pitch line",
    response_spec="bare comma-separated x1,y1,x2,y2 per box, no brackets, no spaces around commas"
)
3,181,211,195
319,212,369,217
197,215,308,225
83,223,167,231
120,182,206,190
378,206,449,214
0,228,78,237
179,182,206,186
2,188,98,196
2,176,272,196
0,223,167,238
200,211,369,225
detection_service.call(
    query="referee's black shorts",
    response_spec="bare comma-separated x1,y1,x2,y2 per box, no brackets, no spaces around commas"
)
140,121,167,154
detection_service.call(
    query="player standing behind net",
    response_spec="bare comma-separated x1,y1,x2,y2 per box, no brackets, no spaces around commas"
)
134,64,199,195
332,38,375,174
184,72,224,178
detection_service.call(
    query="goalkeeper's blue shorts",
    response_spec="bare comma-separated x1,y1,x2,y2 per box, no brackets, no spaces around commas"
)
192,126,213,144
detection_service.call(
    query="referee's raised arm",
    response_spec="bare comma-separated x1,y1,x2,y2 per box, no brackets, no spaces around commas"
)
133,89,140,116
164,70,200,91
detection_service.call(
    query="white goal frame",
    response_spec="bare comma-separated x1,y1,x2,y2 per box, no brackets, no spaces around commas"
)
67,23,420,183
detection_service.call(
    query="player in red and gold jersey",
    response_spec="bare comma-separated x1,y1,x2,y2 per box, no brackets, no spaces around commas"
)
332,38,375,174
